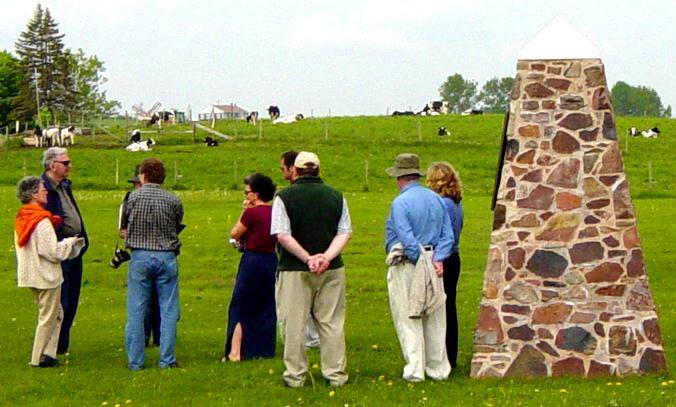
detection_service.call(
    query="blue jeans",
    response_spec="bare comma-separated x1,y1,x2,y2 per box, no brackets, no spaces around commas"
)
125,250,179,369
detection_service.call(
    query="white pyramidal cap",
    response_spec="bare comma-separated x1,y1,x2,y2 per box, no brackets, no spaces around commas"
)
517,15,601,60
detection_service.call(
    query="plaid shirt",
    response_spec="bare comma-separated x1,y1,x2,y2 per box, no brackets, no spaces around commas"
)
123,183,183,251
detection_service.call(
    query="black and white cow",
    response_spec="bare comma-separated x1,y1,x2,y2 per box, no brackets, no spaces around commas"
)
44,127,60,147
246,111,259,125
204,137,219,147
126,138,155,152
146,113,159,127
392,111,415,116
60,126,76,146
267,105,280,120
461,108,484,116
33,126,44,148
438,126,450,136
130,129,142,143
642,126,661,138
273,113,304,124
418,101,449,116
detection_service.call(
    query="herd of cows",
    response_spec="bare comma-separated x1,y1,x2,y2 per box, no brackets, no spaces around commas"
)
24,110,663,151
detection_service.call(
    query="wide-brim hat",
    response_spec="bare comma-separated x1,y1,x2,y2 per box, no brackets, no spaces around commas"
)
386,153,424,178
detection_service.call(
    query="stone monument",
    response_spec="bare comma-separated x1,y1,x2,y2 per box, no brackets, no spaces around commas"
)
470,16,666,378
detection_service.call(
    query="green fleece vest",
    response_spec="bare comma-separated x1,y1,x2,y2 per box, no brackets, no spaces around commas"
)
277,176,344,271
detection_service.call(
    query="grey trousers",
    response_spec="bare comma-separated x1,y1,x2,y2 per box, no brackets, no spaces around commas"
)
30,287,63,366
276,268,348,387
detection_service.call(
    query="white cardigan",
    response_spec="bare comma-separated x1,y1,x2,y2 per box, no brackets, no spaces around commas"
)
15,218,84,289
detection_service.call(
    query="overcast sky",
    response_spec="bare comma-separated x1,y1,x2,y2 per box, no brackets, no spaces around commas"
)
0,0,673,117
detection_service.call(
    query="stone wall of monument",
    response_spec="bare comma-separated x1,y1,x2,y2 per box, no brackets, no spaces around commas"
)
470,59,666,378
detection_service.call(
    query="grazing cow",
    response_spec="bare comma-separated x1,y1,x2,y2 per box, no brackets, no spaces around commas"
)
44,127,60,147
126,138,155,152
392,111,416,116
267,105,280,120
246,111,259,125
33,126,44,148
60,126,76,146
204,136,219,147
418,101,449,116
438,126,450,136
273,113,304,124
641,126,661,138
461,108,484,116
130,129,142,143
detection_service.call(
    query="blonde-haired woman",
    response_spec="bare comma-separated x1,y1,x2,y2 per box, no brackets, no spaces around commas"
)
426,162,463,369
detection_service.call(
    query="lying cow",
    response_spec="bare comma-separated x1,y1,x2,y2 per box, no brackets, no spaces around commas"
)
273,113,304,124
126,138,155,152
461,108,483,116
268,105,280,120
204,136,219,147
246,111,259,125
438,126,450,136
629,126,661,138
130,129,142,143
418,101,449,116
392,111,415,116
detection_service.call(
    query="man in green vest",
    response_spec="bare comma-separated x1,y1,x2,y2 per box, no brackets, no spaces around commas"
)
271,151,352,388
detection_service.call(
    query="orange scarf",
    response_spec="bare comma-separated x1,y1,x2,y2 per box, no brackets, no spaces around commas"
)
14,204,61,248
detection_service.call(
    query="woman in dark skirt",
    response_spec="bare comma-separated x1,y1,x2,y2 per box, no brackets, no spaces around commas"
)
427,162,464,369
223,173,277,362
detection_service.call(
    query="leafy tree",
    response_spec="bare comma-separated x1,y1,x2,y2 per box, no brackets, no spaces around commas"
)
438,73,477,113
664,105,672,118
0,51,26,127
15,4,67,121
477,76,515,113
611,81,666,117
64,49,120,119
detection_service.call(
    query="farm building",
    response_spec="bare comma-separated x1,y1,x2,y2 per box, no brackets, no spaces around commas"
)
197,104,249,121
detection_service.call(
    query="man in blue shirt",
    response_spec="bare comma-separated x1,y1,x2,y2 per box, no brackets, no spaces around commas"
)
385,153,454,382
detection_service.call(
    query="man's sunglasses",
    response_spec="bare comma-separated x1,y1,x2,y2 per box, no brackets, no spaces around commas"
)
56,160,71,166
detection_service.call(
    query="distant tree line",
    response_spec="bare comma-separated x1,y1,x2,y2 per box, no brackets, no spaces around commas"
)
438,73,671,117
0,4,119,129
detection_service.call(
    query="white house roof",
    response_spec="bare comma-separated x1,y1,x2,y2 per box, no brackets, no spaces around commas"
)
517,15,601,60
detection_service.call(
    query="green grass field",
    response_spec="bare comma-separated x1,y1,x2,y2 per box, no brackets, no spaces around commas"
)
0,115,674,406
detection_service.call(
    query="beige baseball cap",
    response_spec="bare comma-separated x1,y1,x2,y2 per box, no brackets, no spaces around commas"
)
294,151,320,169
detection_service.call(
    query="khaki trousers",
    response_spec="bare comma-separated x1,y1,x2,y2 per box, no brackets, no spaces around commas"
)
276,268,347,387
387,262,450,381
30,287,63,366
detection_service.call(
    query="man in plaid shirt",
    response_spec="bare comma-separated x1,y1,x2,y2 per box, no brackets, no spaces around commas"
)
122,158,183,370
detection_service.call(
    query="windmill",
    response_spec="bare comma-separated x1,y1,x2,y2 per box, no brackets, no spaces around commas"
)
131,102,162,126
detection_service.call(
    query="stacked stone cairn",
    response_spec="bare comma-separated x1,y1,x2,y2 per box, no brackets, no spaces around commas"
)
470,58,667,378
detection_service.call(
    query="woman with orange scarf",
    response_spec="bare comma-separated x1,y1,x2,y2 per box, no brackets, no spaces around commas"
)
14,176,84,368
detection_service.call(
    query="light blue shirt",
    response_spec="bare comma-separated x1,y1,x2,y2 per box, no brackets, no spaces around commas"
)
385,181,454,263
442,196,463,254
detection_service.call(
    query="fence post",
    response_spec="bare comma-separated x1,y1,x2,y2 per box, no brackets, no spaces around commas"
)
417,118,422,142
648,161,654,187
324,119,328,141
115,158,119,186
364,159,369,189
15,120,20,133
258,120,262,140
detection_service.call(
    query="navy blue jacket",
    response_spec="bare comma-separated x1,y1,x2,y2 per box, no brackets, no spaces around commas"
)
41,172,89,256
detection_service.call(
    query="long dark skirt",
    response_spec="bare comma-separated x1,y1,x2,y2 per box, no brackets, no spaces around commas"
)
443,251,461,368
224,251,277,359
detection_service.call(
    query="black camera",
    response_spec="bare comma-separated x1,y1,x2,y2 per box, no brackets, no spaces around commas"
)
109,247,131,269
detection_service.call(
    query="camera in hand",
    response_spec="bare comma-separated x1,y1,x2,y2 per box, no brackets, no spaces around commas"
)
109,247,131,268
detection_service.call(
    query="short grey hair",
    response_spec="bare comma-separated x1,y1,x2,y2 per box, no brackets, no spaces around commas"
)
42,147,68,169
17,176,42,204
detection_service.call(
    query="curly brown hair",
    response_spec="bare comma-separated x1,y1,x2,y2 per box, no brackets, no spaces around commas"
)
426,161,462,203
139,158,166,184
